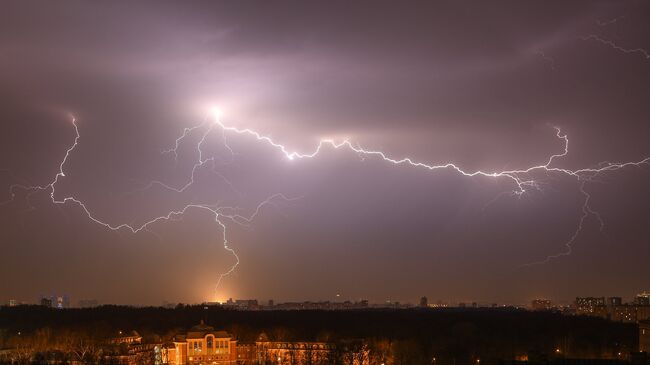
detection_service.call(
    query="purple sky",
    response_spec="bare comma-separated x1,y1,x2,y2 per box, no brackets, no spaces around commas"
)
1,1,650,306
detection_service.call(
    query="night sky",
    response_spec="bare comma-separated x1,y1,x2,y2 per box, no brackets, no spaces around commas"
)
1,1,650,306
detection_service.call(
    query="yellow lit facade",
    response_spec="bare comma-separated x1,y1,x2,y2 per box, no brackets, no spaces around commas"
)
168,321,237,365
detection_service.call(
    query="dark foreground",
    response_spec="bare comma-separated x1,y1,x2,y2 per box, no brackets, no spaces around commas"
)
0,305,640,364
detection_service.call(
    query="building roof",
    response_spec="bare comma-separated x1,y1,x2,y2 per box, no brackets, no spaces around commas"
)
182,321,234,340
113,330,141,340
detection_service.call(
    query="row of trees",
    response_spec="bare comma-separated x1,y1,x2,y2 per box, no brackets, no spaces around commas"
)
1,328,104,364
0,305,638,364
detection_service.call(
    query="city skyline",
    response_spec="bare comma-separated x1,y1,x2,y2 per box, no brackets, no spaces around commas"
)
2,1,650,305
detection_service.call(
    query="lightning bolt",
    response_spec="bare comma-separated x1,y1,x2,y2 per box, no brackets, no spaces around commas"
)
595,16,625,27
534,49,557,71
2,113,649,297
0,116,298,297
202,119,648,266
581,35,650,60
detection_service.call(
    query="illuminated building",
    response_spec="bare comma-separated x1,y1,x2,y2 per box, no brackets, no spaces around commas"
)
55,295,70,309
640,321,650,352
575,296,650,323
166,323,345,365
168,321,238,365
223,299,259,310
38,294,70,309
111,331,143,345
252,333,336,365
531,299,552,311
636,292,650,306
610,305,637,323
575,297,605,315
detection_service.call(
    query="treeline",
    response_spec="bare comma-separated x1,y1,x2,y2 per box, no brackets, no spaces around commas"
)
0,305,638,365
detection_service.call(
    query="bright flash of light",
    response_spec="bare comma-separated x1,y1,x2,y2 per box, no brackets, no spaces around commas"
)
2,108,650,296
210,106,223,121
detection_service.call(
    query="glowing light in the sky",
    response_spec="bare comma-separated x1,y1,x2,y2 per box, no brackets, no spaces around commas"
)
210,106,223,121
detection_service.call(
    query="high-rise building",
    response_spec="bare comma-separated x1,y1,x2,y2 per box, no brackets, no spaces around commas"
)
640,321,650,352
8,299,18,307
419,296,428,308
575,297,606,315
611,305,637,323
55,295,70,309
40,297,53,307
636,292,650,306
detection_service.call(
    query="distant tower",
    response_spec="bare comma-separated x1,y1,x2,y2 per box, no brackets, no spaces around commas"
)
419,296,428,308
40,297,53,308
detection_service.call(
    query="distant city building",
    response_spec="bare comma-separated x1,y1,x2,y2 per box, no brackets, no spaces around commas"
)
267,299,274,307
640,321,650,352
431,301,449,308
40,297,53,307
531,299,552,311
636,292,650,306
8,299,18,307
78,299,99,308
575,297,605,315
573,294,650,323
607,297,622,306
39,294,69,309
223,298,259,310
611,305,637,323
419,296,428,308
55,295,70,309
266,300,370,311
638,306,650,322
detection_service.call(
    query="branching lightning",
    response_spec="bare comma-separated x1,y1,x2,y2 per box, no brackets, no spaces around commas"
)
0,117,299,296
581,34,650,60
203,119,649,266
2,111,650,294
